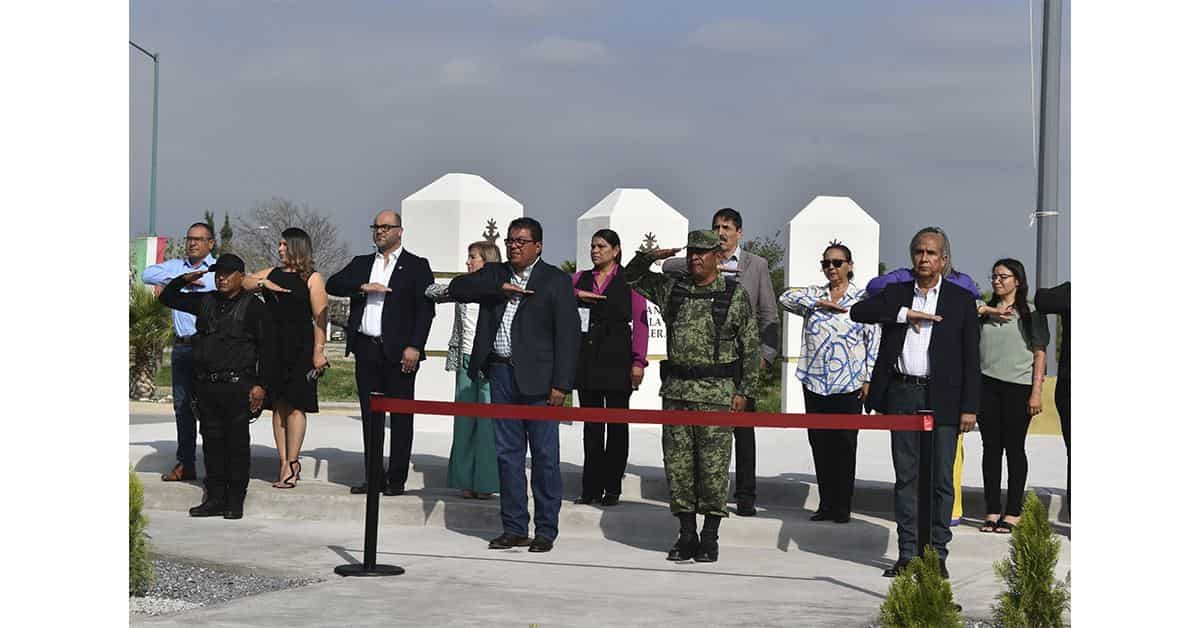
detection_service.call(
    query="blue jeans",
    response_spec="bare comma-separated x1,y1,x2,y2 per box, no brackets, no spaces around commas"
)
487,362,562,541
171,343,198,469
886,380,958,561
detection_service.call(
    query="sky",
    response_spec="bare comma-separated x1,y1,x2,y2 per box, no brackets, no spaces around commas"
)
130,0,1070,285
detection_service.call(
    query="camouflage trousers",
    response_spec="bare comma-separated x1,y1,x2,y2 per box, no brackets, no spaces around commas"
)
662,399,734,517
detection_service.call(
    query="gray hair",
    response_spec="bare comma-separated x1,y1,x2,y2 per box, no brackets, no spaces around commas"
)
909,226,954,276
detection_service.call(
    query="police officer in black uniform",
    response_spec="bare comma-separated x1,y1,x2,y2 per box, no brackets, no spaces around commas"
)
160,253,277,520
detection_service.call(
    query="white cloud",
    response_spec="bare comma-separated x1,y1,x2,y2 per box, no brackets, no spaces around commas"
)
687,18,803,55
438,57,487,86
523,37,612,65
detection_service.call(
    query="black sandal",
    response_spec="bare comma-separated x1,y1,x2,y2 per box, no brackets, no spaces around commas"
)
979,519,999,533
274,460,300,489
995,520,1014,534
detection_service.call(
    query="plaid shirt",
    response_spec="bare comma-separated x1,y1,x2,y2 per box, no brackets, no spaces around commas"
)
492,257,539,357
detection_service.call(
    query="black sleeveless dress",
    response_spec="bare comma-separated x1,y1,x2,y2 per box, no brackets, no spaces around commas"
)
262,268,319,413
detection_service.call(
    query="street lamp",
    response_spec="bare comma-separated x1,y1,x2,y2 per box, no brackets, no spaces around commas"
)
130,40,160,236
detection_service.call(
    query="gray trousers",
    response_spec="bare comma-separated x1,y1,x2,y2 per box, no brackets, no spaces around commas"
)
885,380,958,561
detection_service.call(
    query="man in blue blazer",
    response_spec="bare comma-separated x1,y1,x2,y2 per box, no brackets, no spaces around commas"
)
850,227,980,580
326,210,435,495
441,217,581,553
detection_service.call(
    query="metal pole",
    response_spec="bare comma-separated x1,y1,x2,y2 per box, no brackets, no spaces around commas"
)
149,53,160,236
916,414,934,563
129,41,160,236
1035,0,1063,290
335,393,404,577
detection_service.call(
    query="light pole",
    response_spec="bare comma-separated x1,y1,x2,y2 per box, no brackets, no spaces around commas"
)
130,41,160,236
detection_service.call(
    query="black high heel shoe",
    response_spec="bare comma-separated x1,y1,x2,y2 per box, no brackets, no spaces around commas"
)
274,460,300,489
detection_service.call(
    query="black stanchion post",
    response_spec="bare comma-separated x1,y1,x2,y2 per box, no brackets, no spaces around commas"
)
335,394,404,577
916,411,934,558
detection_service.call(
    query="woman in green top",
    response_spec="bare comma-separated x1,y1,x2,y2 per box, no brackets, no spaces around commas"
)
977,258,1049,533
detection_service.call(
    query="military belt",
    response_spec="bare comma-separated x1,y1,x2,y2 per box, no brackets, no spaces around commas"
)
659,360,738,380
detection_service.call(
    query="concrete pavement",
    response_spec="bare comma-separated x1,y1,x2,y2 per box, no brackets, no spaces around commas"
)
130,402,1071,626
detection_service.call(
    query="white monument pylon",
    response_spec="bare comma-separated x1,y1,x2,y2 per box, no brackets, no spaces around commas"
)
400,173,524,406
780,196,880,413
575,188,688,410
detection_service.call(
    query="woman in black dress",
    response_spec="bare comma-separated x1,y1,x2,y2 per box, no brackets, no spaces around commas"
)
244,227,329,488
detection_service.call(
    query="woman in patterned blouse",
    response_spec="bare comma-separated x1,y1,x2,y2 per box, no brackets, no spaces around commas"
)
778,241,880,523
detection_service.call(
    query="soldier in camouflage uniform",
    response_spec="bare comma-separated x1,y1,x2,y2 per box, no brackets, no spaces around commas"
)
625,229,760,563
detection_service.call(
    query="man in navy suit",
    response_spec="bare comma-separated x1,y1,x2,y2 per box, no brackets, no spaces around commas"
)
851,226,980,580
326,210,435,495
440,217,580,553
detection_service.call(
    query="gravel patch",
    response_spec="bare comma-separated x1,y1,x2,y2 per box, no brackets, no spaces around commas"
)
130,558,321,616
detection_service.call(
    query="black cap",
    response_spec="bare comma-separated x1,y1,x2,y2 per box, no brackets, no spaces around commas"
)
209,253,245,274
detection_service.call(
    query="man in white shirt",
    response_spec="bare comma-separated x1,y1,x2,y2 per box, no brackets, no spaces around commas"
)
326,210,436,496
851,227,980,581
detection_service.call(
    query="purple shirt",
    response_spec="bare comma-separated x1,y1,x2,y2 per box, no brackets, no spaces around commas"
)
865,268,981,299
572,269,649,368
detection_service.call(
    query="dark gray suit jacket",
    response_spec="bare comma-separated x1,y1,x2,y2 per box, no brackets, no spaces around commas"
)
446,259,581,397
663,249,779,364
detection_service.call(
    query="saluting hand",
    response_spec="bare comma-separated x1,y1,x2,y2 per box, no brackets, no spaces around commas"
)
576,289,607,303
501,283,533,299
260,278,291,294
815,299,849,313
906,309,942,332
360,282,392,294
646,247,682,261
179,270,208,285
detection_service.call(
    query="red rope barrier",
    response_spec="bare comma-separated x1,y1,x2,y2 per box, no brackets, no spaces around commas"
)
369,395,931,431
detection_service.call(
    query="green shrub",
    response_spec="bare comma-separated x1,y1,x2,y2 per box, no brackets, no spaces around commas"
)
878,546,963,628
129,470,154,596
992,491,1070,627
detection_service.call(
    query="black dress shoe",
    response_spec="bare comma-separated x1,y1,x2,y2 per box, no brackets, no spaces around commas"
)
573,495,599,505
188,500,226,517
528,537,554,553
809,511,832,521
882,558,911,578
666,533,700,561
694,534,719,562
223,505,244,520
488,532,532,549
939,558,950,579
832,513,851,524
350,483,369,495
735,500,757,517
383,485,405,496
600,494,620,506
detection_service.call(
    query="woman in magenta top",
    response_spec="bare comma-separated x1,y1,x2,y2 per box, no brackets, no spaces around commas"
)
572,229,649,506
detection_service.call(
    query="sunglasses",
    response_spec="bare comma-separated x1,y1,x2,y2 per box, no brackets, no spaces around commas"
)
820,259,848,269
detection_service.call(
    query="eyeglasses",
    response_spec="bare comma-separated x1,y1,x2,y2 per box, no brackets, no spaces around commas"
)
504,237,538,248
820,259,848,269
184,236,213,243
369,224,400,232
990,273,1014,282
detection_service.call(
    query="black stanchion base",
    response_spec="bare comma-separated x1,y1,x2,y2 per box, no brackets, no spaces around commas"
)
334,564,405,577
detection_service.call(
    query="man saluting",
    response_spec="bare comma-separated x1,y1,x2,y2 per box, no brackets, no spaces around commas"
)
159,253,278,520
625,230,760,563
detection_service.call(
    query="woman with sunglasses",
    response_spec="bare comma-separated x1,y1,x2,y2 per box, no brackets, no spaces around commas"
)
977,258,1049,534
778,241,879,523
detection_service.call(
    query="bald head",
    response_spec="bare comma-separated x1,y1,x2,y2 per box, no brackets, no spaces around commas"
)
370,210,404,254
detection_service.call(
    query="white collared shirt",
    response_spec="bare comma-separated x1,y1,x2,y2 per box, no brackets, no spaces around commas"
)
493,256,539,357
895,275,942,377
719,245,740,277
359,245,403,337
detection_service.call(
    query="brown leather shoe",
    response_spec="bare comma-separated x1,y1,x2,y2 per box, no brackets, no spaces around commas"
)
161,463,196,482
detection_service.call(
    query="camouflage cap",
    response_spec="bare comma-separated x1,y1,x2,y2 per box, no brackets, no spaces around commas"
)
685,229,720,251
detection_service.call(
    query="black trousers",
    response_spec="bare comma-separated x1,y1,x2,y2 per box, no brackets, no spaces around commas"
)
578,389,631,498
354,336,417,488
978,375,1034,516
733,397,757,502
194,379,252,505
803,388,862,517
1057,376,1070,505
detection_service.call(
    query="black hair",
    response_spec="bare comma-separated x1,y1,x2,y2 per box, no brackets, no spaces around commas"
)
188,222,215,239
508,217,543,242
711,207,742,230
823,239,855,280
984,257,1032,338
591,228,622,264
